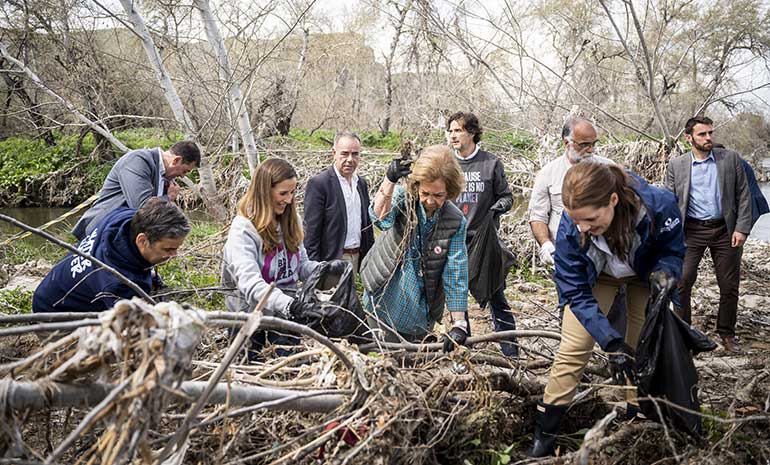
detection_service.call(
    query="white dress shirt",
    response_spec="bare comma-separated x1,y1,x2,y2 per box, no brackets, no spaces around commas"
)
529,154,614,240
333,166,362,249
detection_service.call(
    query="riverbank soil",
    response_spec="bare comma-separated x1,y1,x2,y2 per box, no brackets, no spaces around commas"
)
1,235,769,463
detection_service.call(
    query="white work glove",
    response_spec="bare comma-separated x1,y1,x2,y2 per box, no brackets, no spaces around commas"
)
539,241,555,266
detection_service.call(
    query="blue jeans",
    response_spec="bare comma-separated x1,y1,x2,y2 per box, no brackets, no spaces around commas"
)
487,286,518,357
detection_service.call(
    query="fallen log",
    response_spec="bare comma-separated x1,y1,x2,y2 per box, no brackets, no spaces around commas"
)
1,380,348,413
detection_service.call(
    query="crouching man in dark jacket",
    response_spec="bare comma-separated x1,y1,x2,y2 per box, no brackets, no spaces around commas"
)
33,198,190,313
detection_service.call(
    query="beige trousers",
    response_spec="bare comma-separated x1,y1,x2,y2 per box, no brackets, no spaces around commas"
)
543,274,649,406
341,252,360,276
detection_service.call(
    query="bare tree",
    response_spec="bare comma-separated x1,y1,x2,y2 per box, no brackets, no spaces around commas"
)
193,0,260,176
379,0,412,135
0,41,130,152
117,0,226,219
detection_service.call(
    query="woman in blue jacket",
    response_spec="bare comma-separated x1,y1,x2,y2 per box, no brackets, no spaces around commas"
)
527,161,686,457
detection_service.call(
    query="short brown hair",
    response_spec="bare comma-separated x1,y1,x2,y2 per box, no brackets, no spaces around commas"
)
169,141,201,166
447,112,483,144
408,145,465,199
684,116,713,135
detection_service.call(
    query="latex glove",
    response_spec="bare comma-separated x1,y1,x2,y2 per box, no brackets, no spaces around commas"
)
539,241,556,266
386,158,413,183
442,320,469,353
648,270,677,300
605,340,635,386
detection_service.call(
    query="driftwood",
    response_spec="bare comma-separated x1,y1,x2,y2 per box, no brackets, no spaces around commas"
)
1,380,347,413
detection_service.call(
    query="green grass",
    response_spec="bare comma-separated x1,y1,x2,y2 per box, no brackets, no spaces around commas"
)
285,128,409,151
0,287,33,315
0,128,185,199
1,240,68,267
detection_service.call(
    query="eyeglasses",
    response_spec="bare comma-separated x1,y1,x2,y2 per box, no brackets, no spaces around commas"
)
571,140,598,150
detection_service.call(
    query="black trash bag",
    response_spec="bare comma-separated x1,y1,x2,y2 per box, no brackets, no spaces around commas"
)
468,212,516,307
294,260,366,340
634,291,717,437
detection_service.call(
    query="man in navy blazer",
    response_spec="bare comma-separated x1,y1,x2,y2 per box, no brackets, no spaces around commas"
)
303,132,374,271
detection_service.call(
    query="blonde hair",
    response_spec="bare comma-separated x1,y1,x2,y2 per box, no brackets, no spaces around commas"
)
408,145,465,199
237,158,304,254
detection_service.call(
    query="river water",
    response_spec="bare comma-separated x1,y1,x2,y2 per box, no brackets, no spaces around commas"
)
0,208,214,246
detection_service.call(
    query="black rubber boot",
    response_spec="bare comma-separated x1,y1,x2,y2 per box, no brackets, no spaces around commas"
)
525,401,568,457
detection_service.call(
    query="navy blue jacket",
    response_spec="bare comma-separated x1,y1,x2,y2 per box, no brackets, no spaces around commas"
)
553,174,686,350
741,159,770,228
33,208,153,313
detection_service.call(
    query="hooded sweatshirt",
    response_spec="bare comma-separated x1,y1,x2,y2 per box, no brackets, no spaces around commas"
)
32,208,153,313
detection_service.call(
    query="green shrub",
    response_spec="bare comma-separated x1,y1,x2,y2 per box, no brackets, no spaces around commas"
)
0,287,33,315
0,138,64,190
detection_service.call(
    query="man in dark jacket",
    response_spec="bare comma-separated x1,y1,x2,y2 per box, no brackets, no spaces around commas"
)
447,112,518,357
303,132,374,272
33,198,190,313
72,141,199,240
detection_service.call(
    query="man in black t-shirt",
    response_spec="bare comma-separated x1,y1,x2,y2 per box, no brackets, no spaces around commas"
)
448,112,518,357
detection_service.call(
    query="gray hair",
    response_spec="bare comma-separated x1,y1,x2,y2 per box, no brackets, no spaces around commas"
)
333,131,361,148
561,116,598,141
130,197,190,243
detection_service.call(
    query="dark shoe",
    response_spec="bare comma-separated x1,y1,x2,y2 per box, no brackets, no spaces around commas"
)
721,336,741,353
501,340,519,358
525,401,567,457
625,403,647,421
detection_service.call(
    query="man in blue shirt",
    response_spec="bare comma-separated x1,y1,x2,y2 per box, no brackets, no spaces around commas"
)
33,198,190,314
665,116,752,352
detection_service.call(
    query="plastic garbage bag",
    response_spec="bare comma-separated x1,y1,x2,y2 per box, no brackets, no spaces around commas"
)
634,291,717,437
294,260,366,339
467,212,515,307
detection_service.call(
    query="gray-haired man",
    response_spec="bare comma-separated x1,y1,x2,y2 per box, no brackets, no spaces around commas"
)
528,117,612,265
303,132,375,271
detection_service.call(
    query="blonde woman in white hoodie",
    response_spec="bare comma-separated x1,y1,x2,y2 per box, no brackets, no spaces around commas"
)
222,158,329,358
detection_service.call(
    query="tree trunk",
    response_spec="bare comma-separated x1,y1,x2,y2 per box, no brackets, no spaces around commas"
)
277,25,309,137
0,41,129,153
380,0,412,136
193,0,260,176
0,57,55,145
4,380,347,413
118,0,226,220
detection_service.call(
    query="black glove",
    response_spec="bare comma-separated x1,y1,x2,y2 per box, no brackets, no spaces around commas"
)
605,340,635,386
649,270,677,300
326,259,350,276
442,321,469,353
489,198,511,217
386,158,413,183
287,296,324,325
